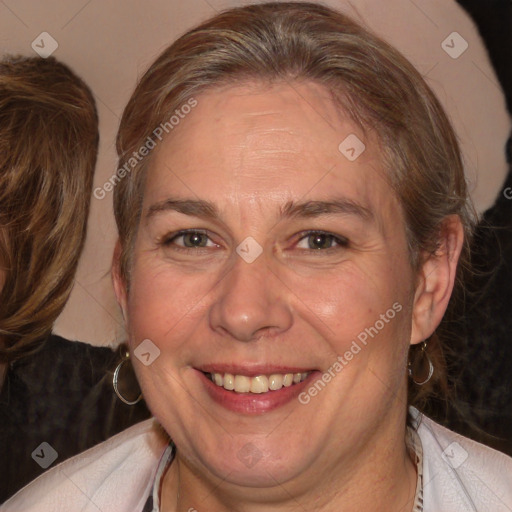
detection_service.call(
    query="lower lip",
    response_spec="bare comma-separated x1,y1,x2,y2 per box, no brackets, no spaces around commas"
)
198,370,319,414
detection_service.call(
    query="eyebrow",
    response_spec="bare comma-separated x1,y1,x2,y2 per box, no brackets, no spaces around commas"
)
145,197,373,223
280,199,373,222
146,199,219,220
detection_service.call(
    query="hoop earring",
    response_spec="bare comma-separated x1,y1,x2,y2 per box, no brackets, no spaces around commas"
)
113,349,142,405
408,341,434,386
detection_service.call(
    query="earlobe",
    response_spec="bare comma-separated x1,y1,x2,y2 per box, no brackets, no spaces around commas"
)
410,215,464,345
112,240,128,321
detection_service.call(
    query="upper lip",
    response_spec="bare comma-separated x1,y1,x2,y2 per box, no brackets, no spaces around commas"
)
197,364,316,377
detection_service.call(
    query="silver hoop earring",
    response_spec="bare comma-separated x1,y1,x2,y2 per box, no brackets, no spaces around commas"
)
113,351,142,405
408,341,434,386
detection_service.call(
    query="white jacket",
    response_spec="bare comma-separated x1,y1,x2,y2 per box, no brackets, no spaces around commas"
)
2,413,512,511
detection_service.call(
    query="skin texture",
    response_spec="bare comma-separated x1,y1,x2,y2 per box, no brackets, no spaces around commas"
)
113,80,463,512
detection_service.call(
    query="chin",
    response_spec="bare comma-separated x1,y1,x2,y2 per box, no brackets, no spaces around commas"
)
186,430,314,489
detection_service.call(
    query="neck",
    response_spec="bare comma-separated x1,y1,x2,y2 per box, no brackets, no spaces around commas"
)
161,402,418,512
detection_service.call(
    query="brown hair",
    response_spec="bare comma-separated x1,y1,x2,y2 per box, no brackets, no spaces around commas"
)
0,56,99,363
113,2,476,409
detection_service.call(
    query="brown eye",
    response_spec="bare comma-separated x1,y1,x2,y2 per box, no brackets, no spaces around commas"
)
296,231,348,250
308,233,334,249
181,232,209,247
164,230,215,249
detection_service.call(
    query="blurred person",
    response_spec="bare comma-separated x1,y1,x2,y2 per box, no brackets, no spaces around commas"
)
4,3,512,511
438,0,512,456
0,55,149,502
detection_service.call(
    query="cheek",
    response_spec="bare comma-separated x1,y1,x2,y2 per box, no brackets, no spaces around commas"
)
125,256,217,347
290,258,410,343
124,261,211,414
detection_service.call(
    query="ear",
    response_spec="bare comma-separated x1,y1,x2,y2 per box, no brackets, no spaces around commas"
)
410,215,464,346
112,239,128,321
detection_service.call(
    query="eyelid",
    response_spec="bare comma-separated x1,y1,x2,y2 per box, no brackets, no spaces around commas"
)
295,229,349,247
162,228,215,247
160,229,348,251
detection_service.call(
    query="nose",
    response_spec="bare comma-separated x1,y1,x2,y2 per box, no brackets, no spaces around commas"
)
209,253,293,342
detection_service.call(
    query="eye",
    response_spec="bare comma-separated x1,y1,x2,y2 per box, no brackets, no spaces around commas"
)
164,230,218,249
296,231,348,250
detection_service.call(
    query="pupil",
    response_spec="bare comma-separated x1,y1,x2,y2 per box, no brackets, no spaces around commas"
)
310,234,330,249
185,233,205,247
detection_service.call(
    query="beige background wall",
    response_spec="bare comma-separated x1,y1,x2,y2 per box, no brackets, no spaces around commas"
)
1,0,510,347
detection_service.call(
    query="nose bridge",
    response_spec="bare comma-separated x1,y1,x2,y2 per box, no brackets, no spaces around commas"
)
209,251,292,342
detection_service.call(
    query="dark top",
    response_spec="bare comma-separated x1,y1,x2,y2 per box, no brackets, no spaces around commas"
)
424,0,512,457
0,334,151,503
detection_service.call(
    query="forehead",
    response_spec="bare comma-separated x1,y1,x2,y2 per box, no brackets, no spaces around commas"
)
144,80,398,223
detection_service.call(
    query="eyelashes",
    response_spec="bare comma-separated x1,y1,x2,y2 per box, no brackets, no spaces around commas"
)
295,230,349,251
163,229,217,249
160,229,349,254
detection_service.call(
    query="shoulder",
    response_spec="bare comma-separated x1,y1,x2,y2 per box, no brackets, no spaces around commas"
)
42,333,118,365
9,334,118,381
1,419,168,512
414,410,512,512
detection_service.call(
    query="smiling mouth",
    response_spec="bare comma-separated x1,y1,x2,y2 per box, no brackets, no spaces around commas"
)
204,371,310,393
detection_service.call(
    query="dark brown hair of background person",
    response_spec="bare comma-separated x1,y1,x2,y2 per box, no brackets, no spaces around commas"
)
0,56,151,502
0,55,99,367
113,1,477,416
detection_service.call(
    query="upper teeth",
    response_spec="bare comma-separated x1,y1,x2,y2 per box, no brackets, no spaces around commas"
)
209,372,309,393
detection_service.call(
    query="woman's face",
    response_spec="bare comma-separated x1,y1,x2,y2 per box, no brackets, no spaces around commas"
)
116,81,431,488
